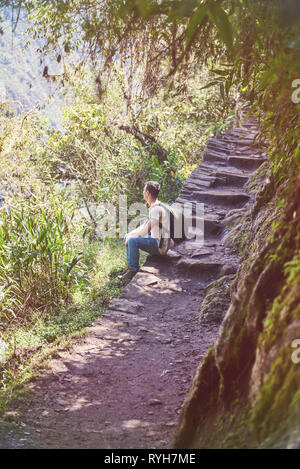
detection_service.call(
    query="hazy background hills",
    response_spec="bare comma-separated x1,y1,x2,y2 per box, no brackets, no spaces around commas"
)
0,6,63,127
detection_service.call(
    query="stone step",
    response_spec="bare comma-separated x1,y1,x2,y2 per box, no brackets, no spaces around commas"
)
174,208,222,236
226,128,249,135
234,148,265,156
198,162,220,171
207,140,230,154
228,155,268,170
190,189,251,208
188,172,216,182
215,170,249,186
109,298,144,314
176,257,223,274
190,248,215,258
211,176,228,187
188,177,217,188
182,179,213,191
176,256,239,278
203,151,227,164
219,134,258,146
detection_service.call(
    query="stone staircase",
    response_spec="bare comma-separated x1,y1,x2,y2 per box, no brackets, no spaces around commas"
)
163,104,267,279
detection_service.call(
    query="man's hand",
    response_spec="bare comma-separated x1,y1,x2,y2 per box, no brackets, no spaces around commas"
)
125,234,130,247
124,220,151,247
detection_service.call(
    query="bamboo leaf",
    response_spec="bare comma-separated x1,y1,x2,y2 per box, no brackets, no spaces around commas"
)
208,1,233,50
185,4,208,49
220,82,225,100
211,68,230,76
200,80,223,90
66,254,83,275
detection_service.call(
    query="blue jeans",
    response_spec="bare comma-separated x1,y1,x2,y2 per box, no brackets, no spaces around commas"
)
124,234,160,272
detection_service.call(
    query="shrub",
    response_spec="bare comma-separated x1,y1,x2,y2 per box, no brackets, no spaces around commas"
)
0,193,86,329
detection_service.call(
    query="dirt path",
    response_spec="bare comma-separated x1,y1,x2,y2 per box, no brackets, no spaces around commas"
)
0,105,266,448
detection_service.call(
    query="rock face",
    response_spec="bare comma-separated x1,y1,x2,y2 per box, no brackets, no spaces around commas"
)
198,274,235,326
171,103,300,449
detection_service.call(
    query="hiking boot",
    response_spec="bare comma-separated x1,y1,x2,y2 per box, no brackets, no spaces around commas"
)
117,267,138,280
158,237,171,255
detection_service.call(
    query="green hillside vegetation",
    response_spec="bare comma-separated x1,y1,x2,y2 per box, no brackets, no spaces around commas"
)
0,4,235,406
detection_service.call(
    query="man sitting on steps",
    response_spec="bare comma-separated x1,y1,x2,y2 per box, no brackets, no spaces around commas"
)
118,181,171,280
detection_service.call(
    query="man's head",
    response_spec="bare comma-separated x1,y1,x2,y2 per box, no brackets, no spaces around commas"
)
143,181,161,204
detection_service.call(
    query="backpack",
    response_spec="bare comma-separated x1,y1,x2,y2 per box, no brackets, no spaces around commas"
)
157,202,186,244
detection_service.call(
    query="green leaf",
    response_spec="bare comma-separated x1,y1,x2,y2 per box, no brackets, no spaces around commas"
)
200,80,223,90
185,4,208,49
295,144,300,163
208,1,233,50
136,0,160,18
225,75,232,96
220,83,225,101
151,155,160,168
211,68,230,76
66,255,82,275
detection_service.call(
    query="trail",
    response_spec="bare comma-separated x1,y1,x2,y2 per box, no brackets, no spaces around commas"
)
0,104,266,448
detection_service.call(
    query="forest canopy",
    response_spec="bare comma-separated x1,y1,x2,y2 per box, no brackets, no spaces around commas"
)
20,0,300,180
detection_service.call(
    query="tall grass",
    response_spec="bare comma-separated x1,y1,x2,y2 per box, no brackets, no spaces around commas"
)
0,194,86,329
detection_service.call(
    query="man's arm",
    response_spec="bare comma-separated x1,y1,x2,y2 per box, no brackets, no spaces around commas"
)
135,219,152,237
125,219,151,246
129,219,151,237
135,205,162,237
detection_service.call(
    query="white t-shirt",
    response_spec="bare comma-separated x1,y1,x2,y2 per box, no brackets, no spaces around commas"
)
149,200,171,251
128,199,171,254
